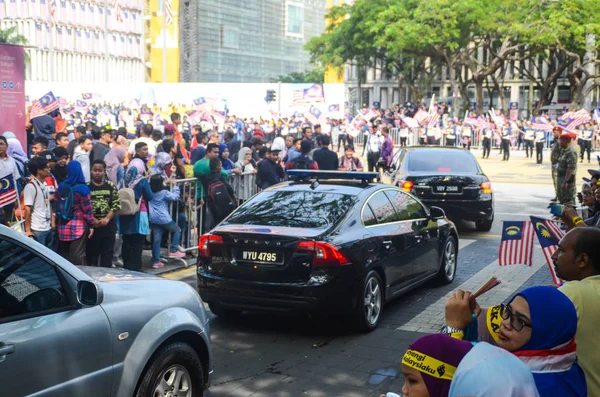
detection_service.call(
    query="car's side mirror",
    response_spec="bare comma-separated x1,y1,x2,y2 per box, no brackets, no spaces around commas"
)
77,281,103,307
430,206,446,220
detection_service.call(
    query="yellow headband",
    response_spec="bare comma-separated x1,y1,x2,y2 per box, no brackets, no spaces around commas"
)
402,350,457,381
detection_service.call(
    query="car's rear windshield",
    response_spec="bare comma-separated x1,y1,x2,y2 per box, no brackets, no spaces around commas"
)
407,150,480,173
224,190,355,229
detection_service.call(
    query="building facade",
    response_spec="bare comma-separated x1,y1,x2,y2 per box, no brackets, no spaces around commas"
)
0,0,145,82
179,0,326,83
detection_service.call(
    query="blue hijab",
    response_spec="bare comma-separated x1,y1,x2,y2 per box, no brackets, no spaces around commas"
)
511,286,587,397
60,161,91,196
218,143,233,171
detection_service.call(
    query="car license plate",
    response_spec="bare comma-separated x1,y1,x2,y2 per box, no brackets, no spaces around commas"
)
435,185,460,193
237,250,283,264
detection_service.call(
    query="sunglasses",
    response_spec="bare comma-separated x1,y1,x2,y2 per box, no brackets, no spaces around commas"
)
500,303,532,332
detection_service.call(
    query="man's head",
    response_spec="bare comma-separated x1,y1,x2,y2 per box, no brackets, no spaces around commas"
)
79,136,93,153
91,127,102,141
135,142,149,160
381,127,389,136
196,132,208,146
552,227,600,281
253,122,260,130
267,148,281,162
293,138,302,151
320,134,331,148
302,126,313,139
559,132,573,149
209,157,222,173
258,146,268,159
224,129,235,142
28,156,49,179
250,137,264,150
553,126,562,139
55,132,69,148
300,140,312,155
142,124,153,138
285,134,294,148
171,112,182,126
75,125,85,139
164,125,175,139
152,129,163,142
314,124,322,134
206,143,219,159
38,151,58,168
344,145,355,159
162,139,177,157
91,160,107,184
52,147,69,167
100,129,114,144
0,136,6,157
32,136,49,156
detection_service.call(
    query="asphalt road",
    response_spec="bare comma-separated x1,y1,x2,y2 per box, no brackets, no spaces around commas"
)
167,148,575,397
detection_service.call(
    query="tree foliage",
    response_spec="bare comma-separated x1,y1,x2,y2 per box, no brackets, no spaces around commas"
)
307,0,600,114
271,68,325,84
0,26,28,46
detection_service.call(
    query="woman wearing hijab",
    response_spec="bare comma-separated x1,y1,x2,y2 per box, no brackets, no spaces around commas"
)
218,143,238,173
105,147,127,187
149,152,173,180
56,161,95,266
234,146,257,202
445,286,587,397
449,342,539,397
3,131,28,178
51,147,69,184
119,158,153,271
382,334,473,397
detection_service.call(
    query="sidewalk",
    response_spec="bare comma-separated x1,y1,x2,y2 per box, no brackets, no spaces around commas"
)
140,246,196,276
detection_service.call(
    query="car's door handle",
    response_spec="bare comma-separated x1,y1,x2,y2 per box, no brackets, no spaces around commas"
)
415,236,422,243
0,344,15,357
383,240,392,248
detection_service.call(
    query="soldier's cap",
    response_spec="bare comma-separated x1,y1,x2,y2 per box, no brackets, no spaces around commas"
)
587,169,600,178
559,131,577,139
553,125,563,132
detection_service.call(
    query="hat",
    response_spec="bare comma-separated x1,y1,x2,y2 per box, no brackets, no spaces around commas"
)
559,131,576,139
39,150,58,162
552,125,563,132
250,136,265,145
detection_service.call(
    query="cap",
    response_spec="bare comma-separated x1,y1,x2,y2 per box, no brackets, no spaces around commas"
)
559,131,576,139
39,150,58,162
52,146,69,159
552,125,563,132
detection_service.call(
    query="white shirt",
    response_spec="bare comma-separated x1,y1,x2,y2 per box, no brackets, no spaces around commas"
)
128,137,158,158
0,155,21,183
73,148,91,183
23,178,51,232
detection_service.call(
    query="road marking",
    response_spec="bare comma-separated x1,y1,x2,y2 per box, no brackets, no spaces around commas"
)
459,239,476,250
461,233,501,239
162,266,196,280
396,253,545,334
495,212,550,217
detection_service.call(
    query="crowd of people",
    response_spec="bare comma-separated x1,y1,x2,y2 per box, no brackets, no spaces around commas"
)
379,226,600,397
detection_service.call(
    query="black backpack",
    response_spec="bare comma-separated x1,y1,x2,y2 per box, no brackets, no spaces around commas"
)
207,179,236,222
291,156,310,170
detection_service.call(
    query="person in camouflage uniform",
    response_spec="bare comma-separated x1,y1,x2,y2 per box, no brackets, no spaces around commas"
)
556,131,578,205
550,127,563,201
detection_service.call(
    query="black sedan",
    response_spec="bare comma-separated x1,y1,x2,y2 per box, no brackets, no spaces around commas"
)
197,170,458,332
389,147,494,232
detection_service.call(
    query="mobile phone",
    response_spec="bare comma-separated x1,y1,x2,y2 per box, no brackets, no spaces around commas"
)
550,203,564,216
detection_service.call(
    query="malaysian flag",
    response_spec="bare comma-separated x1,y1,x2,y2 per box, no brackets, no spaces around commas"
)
292,83,325,105
400,116,419,129
165,0,173,25
56,96,68,107
76,100,88,112
413,109,428,124
0,174,18,208
268,109,280,120
306,105,325,126
193,97,213,110
593,108,600,124
530,216,565,286
509,102,519,121
328,104,340,112
211,110,226,124
113,0,123,23
361,108,379,121
498,221,535,267
557,109,591,132
424,110,440,128
463,110,480,127
489,109,506,129
531,116,553,132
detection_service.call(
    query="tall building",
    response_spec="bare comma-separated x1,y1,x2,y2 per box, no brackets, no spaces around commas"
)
0,0,145,82
179,0,326,82
145,0,180,82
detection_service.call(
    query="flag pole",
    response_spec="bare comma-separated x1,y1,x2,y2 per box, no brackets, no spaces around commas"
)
162,0,167,83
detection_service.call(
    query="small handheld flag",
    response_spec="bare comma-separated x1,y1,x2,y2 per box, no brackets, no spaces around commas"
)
530,216,565,286
498,221,534,266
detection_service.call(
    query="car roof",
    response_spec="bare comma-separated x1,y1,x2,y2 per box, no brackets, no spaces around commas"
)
402,146,473,153
264,180,385,196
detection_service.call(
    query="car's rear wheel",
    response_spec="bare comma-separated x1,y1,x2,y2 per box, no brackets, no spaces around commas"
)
136,342,204,397
208,302,241,317
354,270,383,332
435,236,457,285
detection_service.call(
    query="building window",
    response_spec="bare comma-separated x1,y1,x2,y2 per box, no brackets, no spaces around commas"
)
222,26,240,49
286,2,304,38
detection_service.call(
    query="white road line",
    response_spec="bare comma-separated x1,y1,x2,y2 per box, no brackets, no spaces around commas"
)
396,251,545,334
495,212,550,217
459,239,476,250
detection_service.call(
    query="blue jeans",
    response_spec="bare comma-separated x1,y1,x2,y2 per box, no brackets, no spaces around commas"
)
151,221,181,263
33,229,53,249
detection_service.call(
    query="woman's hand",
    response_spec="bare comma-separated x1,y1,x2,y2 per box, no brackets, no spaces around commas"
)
445,289,475,329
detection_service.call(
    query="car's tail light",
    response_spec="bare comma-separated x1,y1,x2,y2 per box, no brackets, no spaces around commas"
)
198,234,224,258
480,182,492,194
296,241,351,267
400,180,414,192
479,182,492,200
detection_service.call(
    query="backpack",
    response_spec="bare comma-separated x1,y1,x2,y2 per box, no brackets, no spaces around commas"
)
117,187,141,216
55,184,77,222
291,156,310,170
207,179,236,222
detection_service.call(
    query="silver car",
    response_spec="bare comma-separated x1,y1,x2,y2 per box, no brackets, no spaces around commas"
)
0,225,212,396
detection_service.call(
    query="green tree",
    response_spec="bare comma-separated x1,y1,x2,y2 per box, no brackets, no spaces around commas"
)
271,68,325,84
0,26,28,45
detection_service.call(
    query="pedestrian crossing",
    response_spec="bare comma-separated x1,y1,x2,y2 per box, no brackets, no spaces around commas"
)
396,238,547,333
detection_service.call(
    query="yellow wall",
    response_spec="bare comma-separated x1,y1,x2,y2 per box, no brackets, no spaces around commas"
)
148,0,180,82
324,0,344,84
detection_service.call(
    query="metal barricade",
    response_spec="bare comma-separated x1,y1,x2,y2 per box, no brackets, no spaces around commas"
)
229,172,259,205
166,177,200,266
